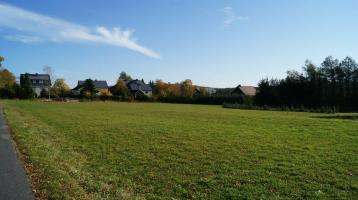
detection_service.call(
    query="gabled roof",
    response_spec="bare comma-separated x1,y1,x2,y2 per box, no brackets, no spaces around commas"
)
20,73,51,86
231,85,257,96
127,79,152,92
20,73,50,81
238,86,256,96
73,80,108,90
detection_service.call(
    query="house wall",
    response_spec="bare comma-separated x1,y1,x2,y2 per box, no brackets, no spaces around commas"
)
32,86,49,97
144,91,152,97
71,88,110,96
72,89,81,95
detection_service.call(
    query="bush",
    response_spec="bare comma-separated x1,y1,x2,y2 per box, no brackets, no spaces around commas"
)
158,95,244,105
0,87,16,99
223,103,339,113
99,90,112,101
40,88,49,98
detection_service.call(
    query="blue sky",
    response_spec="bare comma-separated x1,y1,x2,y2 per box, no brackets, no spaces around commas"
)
0,0,358,87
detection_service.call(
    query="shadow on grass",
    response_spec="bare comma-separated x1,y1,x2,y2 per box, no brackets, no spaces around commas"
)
313,115,358,121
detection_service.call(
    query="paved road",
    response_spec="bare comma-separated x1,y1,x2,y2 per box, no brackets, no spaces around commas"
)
0,106,34,200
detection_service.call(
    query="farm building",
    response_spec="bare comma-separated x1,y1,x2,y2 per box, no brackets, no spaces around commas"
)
232,85,257,96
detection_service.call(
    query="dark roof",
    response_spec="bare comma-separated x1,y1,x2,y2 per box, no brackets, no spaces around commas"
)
74,80,108,90
20,73,51,86
20,73,50,81
127,79,152,92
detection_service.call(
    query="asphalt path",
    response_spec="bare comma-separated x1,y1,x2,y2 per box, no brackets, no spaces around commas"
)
0,106,34,200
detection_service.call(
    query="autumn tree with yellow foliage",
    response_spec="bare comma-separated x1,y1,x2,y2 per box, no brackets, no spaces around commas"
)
0,56,16,88
51,79,70,98
0,55,18,98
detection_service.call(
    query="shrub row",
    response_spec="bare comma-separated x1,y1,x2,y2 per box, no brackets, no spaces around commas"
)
222,103,341,114
158,95,244,105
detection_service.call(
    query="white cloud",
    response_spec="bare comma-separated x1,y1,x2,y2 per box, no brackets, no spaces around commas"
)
0,3,160,59
4,35,43,43
221,6,248,28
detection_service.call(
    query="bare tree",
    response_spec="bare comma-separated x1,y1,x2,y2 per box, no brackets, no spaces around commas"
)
43,65,54,79
0,56,4,69
43,65,54,100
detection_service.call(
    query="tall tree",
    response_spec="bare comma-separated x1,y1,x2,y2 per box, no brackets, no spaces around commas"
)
0,69,16,88
340,57,356,95
321,56,339,83
153,79,167,96
0,56,4,68
167,83,181,96
255,79,270,106
0,65,17,98
80,79,96,98
119,71,132,81
43,65,54,83
148,80,154,88
112,79,130,97
180,79,195,97
340,57,358,106
43,65,54,99
353,65,358,104
302,61,320,106
321,56,340,105
20,74,35,98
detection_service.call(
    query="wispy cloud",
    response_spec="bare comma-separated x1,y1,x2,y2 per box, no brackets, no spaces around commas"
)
221,6,248,28
4,35,43,43
0,3,160,59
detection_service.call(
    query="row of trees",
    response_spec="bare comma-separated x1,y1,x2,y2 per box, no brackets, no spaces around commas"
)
5,53,357,111
255,56,358,111
152,79,199,97
108,73,201,101
151,79,246,105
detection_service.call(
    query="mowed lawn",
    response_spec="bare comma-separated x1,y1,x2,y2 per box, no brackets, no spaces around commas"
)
1,101,357,199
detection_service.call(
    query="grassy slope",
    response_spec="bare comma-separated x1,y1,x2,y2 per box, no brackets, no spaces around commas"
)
1,100,357,199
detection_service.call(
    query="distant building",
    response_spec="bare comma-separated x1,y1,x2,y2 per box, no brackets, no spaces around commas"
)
72,80,109,95
194,86,217,96
232,85,257,96
20,73,51,96
126,79,152,98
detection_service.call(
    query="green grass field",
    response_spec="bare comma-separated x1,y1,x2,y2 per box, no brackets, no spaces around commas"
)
1,100,357,199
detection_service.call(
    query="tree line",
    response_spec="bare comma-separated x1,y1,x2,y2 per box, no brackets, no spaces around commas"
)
255,56,358,112
151,79,244,104
3,54,358,111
